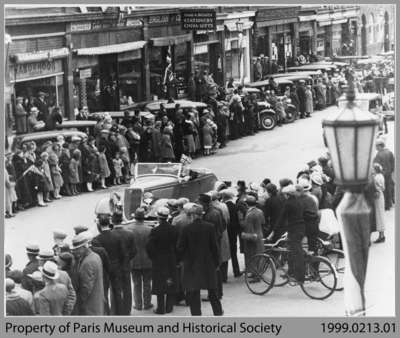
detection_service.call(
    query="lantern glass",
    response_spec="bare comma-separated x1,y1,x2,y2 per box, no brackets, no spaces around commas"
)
336,126,356,181
324,125,343,183
357,124,378,180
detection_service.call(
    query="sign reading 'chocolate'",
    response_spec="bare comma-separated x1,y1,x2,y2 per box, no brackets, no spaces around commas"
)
181,9,216,30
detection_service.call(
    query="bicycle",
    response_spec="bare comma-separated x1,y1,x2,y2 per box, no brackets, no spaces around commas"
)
316,237,345,291
245,234,338,300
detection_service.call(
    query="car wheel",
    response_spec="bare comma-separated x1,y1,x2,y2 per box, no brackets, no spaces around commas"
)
260,114,276,130
284,105,296,123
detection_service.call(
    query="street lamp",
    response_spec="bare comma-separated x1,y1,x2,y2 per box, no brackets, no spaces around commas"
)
322,72,379,316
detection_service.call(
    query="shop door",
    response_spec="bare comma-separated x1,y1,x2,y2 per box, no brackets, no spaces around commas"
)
299,36,310,56
209,43,222,85
99,54,119,111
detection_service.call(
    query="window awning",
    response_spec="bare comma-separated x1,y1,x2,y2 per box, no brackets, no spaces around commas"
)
151,33,192,47
75,41,147,56
12,47,69,64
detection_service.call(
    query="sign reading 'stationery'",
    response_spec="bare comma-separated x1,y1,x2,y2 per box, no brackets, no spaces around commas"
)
181,9,216,30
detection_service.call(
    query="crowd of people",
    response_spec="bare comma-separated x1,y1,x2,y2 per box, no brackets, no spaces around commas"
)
5,131,394,316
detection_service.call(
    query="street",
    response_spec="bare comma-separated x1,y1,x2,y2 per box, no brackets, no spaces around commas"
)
4,106,395,316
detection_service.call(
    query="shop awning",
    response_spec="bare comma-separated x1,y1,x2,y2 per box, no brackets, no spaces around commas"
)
75,41,147,56
11,47,69,63
151,34,192,47
224,21,254,31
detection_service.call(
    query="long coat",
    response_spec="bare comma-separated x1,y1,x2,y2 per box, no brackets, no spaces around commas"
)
296,85,307,114
58,149,71,185
146,220,178,294
305,88,314,113
373,173,385,232
177,218,219,291
160,133,175,160
48,152,63,189
33,283,71,316
74,249,104,315
202,124,213,148
68,158,80,184
126,221,153,270
242,207,265,264
98,152,111,178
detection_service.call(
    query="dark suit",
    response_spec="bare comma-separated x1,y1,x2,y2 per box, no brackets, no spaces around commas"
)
146,220,178,314
92,229,125,315
21,258,40,292
296,85,307,117
90,245,111,315
374,148,395,210
112,226,137,315
177,218,223,316
35,98,49,122
225,201,241,276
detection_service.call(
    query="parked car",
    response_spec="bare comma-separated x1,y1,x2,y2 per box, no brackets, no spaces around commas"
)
55,120,97,135
122,162,219,222
11,130,88,151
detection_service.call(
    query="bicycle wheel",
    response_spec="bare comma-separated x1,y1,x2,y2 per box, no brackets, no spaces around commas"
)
245,254,276,295
300,256,337,300
326,249,345,291
271,251,289,287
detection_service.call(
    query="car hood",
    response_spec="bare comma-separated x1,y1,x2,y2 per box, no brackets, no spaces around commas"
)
130,175,178,190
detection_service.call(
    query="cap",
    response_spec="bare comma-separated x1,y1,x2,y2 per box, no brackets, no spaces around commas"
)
220,188,236,199
73,225,89,235
71,233,89,250
134,207,146,220
245,195,257,205
71,135,81,142
56,252,74,266
38,250,54,260
375,138,385,146
177,197,189,207
297,177,312,191
167,199,179,210
187,203,204,216
53,230,67,240
157,207,170,219
27,271,43,283
26,244,40,255
282,184,297,195
39,261,59,280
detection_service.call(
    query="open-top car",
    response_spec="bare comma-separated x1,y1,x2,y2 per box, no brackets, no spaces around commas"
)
123,162,218,222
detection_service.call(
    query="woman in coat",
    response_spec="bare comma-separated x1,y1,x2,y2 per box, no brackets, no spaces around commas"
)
160,126,175,162
5,166,17,218
305,85,314,117
242,196,265,278
68,150,80,195
12,150,34,208
48,144,63,199
80,137,97,192
372,163,386,243
202,119,214,156
97,145,110,189
59,144,72,196
146,208,178,315
40,152,54,202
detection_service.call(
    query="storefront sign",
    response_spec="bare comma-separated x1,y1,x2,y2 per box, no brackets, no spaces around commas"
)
79,68,92,79
194,44,209,55
71,21,92,32
10,59,63,82
126,18,143,27
181,9,216,30
257,7,299,22
149,15,169,25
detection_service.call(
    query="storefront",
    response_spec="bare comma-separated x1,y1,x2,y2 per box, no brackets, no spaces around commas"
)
221,12,254,84
298,21,315,57
9,48,69,116
146,13,193,100
71,19,146,112
193,31,222,85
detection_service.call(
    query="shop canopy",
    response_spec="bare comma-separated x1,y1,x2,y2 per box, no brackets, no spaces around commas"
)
75,41,147,56
151,33,192,47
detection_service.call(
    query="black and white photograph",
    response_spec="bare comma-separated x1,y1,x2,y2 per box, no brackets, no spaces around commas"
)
3,4,396,318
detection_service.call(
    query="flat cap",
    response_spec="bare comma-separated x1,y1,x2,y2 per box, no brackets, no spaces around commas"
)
38,250,55,260
53,230,67,240
73,225,89,235
26,244,40,255
157,207,170,219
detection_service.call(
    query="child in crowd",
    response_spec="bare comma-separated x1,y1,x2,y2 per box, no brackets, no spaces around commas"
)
98,145,110,189
120,147,130,183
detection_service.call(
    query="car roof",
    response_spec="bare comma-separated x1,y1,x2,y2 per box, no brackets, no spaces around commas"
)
55,120,97,129
288,64,335,71
89,111,153,119
338,93,381,101
246,78,293,88
16,130,88,143
280,75,313,82
242,87,261,93
272,70,321,78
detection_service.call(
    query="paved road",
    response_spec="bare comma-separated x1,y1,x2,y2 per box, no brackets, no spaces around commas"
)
4,106,395,316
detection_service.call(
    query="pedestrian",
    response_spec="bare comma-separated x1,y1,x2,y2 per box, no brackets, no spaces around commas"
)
202,118,214,156
71,232,104,316
146,207,178,315
12,150,34,209
112,207,137,315
59,143,72,196
373,138,395,210
221,189,242,278
52,230,69,256
34,261,75,315
241,195,265,281
48,144,63,199
79,136,97,192
372,163,386,243
315,79,326,110
30,159,47,207
161,125,175,162
40,152,54,202
45,106,63,130
4,163,17,218
278,184,305,283
120,147,131,183
7,270,35,313
296,80,307,118
177,204,223,316
112,152,123,185
21,244,40,292
126,208,153,311
183,113,196,157
15,96,28,134
98,145,110,189
152,121,163,162
305,85,314,117
6,278,34,316
92,204,126,316
35,91,49,122
68,150,80,195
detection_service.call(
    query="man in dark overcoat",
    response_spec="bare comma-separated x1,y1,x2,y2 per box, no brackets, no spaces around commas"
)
21,244,40,292
296,80,307,118
177,204,223,316
146,207,179,315
92,200,126,315
111,207,137,315
35,91,49,122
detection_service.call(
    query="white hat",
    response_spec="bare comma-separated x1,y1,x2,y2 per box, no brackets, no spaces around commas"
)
71,233,89,250
281,184,297,195
157,207,170,219
297,177,312,191
39,261,59,280
310,172,323,186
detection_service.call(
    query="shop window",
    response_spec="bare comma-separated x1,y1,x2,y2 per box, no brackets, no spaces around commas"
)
149,46,168,99
225,51,232,80
118,59,142,109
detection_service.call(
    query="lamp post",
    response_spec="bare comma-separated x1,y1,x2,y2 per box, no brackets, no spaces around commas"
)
322,72,379,316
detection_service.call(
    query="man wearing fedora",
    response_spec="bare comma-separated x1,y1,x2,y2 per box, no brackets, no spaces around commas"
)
71,232,104,315
146,207,179,315
6,278,34,316
177,204,223,316
35,91,49,122
21,244,40,292
34,261,74,315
